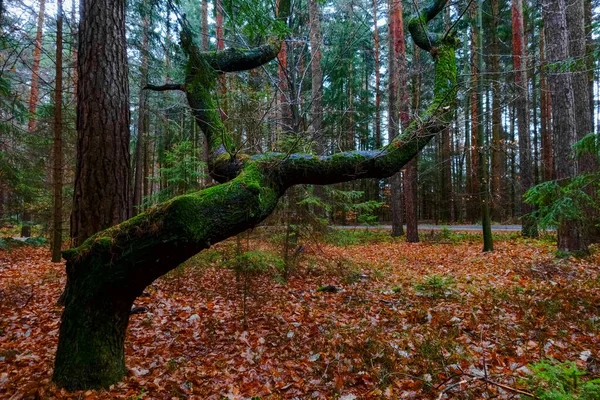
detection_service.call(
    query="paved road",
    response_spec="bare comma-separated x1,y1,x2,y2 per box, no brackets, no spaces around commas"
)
334,224,554,232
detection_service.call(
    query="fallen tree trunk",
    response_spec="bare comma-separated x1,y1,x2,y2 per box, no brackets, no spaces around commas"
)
53,0,457,389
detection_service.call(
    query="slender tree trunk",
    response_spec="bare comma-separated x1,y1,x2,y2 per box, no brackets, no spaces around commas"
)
440,126,452,222
567,0,594,171
308,0,325,216
469,3,480,223
530,21,540,185
215,0,227,120
22,0,46,238
69,0,78,104
51,0,64,262
133,6,150,215
70,0,131,246
477,0,492,251
405,44,421,243
568,0,597,241
389,0,407,236
512,0,537,237
373,0,381,149
440,6,453,224
201,0,209,51
464,79,471,221
584,0,594,135
27,0,45,135
490,0,504,222
539,27,553,182
542,0,587,253
200,0,210,183
509,104,516,217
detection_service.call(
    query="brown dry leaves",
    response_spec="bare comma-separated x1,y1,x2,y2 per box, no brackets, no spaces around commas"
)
1,236,599,399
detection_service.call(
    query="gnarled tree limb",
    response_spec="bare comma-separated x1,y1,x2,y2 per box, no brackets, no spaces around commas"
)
53,0,457,390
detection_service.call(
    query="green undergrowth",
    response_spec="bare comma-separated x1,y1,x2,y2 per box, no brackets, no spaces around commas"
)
186,245,285,278
522,359,600,400
323,228,395,246
414,274,457,299
0,236,47,250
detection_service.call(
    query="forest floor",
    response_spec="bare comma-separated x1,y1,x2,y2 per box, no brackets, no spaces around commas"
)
1,230,600,399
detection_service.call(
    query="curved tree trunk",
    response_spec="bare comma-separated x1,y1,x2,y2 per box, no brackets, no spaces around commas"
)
53,0,457,390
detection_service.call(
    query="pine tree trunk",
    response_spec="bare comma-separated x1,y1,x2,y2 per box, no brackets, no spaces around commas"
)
490,0,504,222
309,0,325,215
405,44,421,242
389,0,406,236
373,0,381,149
539,28,553,182
477,0,493,251
441,127,452,222
70,0,131,246
22,0,46,238
568,0,597,241
567,0,595,171
201,0,209,51
469,3,480,223
512,0,537,237
215,0,227,120
542,0,587,253
51,0,64,262
133,7,150,215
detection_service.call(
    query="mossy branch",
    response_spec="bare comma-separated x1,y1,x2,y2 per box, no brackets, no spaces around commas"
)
54,0,457,390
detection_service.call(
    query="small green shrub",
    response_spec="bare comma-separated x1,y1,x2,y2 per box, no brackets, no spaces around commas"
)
415,275,456,299
523,359,600,400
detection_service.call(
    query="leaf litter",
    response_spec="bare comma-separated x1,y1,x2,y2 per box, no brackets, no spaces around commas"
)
1,235,599,399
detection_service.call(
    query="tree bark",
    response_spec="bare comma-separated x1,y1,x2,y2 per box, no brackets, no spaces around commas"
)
215,0,227,120
51,0,64,262
567,0,594,174
512,0,537,237
133,6,150,215
405,44,421,243
373,0,381,149
389,0,408,237
468,3,480,223
477,0,492,251
542,0,587,253
201,0,209,51
539,27,553,182
568,0,597,241
490,0,504,222
53,0,457,389
308,0,325,215
22,0,46,238
70,0,131,246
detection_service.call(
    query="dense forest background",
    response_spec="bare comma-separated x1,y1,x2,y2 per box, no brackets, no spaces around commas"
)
1,0,599,252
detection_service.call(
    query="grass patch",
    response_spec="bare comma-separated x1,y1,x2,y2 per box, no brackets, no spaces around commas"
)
323,228,394,246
